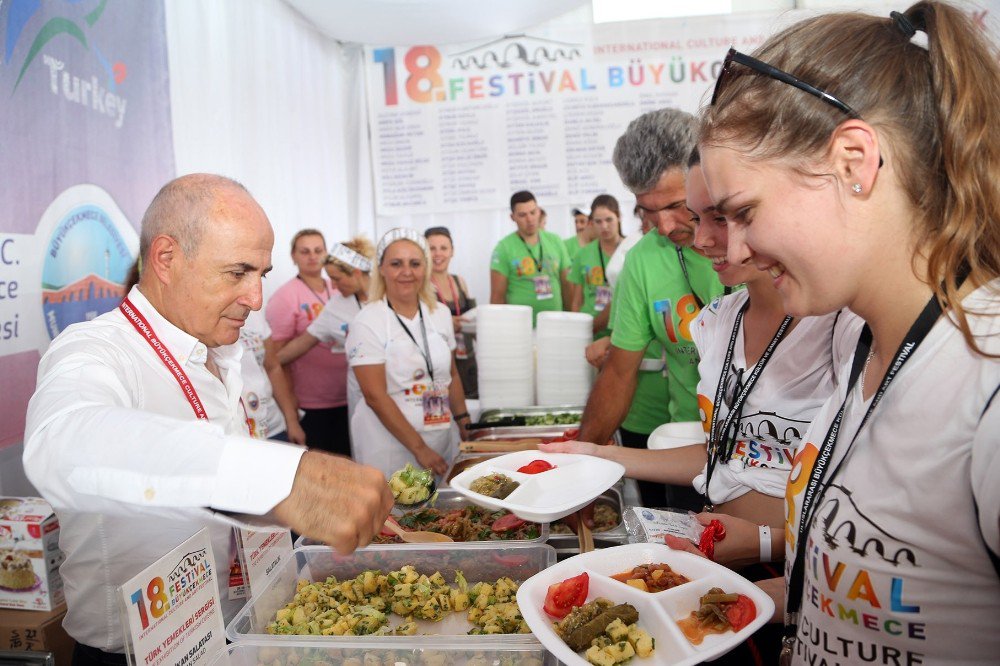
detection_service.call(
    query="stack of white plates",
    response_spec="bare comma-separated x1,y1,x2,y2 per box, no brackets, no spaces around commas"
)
476,305,534,409
535,311,594,406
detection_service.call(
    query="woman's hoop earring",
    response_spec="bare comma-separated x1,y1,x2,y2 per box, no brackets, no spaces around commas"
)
851,183,863,194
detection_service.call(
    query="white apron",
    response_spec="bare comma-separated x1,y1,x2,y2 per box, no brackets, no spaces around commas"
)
350,303,458,477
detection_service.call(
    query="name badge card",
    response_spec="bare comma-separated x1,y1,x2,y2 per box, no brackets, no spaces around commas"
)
118,528,225,666
533,275,554,300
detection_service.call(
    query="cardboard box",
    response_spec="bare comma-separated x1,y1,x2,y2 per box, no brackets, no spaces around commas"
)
0,603,74,665
0,498,65,611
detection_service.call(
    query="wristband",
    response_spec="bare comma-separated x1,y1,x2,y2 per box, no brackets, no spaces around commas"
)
758,524,772,564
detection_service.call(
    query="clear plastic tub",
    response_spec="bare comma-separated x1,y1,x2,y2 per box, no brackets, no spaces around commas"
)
226,544,556,649
207,640,555,665
295,490,549,547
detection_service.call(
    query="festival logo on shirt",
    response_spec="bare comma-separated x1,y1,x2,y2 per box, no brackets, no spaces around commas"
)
654,295,700,344
39,185,136,340
786,444,927,665
584,264,605,286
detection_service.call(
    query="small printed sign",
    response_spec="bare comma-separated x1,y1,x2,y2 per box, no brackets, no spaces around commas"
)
118,528,225,666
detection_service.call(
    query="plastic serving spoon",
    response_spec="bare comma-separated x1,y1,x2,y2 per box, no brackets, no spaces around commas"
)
382,518,454,544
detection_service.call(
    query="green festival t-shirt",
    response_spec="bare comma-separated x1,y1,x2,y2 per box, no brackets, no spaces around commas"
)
621,342,670,435
568,240,614,338
611,232,724,423
564,235,584,263
490,230,569,323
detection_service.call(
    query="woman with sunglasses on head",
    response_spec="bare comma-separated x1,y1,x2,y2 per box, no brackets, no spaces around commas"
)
699,3,1000,663
569,194,625,338
424,226,478,399
275,237,375,433
345,229,469,478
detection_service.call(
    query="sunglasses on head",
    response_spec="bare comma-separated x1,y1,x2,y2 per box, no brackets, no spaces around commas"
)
711,47,882,167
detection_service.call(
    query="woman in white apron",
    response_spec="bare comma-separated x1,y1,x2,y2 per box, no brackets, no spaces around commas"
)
276,237,374,437
346,228,471,477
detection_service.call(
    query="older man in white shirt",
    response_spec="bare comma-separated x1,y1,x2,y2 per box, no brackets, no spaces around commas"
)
23,174,393,664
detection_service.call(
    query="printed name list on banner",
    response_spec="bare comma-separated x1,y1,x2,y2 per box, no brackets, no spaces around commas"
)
364,13,777,215
118,528,226,666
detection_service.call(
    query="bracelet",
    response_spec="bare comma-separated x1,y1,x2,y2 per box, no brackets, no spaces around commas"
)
758,524,772,564
453,412,470,422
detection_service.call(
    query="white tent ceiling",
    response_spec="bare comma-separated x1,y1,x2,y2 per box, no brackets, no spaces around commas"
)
283,0,590,45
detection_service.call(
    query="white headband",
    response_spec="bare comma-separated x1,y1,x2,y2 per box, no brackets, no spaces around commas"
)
328,243,372,273
376,227,429,264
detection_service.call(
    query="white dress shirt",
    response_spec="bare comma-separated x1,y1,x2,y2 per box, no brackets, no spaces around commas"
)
22,286,305,652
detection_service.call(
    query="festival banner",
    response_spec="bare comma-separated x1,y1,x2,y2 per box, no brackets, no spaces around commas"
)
364,3,1000,217
0,0,175,448
363,12,779,216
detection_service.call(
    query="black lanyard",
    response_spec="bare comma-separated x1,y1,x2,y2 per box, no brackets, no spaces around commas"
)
704,300,794,509
386,299,434,382
520,235,544,273
597,244,609,286
296,275,329,305
675,245,705,308
781,293,944,660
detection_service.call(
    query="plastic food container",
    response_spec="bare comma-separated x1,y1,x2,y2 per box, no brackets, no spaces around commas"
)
226,544,556,648
206,640,555,666
295,489,549,547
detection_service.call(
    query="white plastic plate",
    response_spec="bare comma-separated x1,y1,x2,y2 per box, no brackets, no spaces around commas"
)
449,451,625,523
647,421,705,450
516,542,775,666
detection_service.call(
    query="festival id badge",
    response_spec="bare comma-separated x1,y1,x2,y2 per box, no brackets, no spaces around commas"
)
422,382,452,430
533,274,554,300
595,285,612,311
455,333,469,360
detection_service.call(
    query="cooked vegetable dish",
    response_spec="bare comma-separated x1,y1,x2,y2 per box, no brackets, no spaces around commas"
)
551,504,620,535
374,506,541,543
388,464,435,505
554,598,655,664
676,587,757,645
524,412,580,426
469,473,520,499
267,566,528,636
610,562,690,593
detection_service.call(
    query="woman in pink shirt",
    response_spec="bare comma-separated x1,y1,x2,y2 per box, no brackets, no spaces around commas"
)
265,229,350,456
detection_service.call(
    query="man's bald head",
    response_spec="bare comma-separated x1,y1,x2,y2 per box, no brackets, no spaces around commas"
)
137,173,274,347
139,173,251,262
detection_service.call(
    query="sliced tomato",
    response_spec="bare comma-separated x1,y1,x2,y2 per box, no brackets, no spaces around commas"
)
543,572,589,619
724,594,757,632
491,513,527,532
517,459,555,474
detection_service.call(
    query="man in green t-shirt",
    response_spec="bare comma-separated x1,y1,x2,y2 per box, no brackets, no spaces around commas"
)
490,190,572,323
577,108,724,510
564,207,594,263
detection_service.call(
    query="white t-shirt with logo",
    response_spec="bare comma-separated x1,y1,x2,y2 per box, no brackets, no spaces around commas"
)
785,282,1000,665
238,311,286,439
307,292,365,419
306,291,364,352
691,290,857,503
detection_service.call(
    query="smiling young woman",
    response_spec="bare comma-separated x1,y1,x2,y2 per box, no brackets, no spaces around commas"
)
699,3,1000,663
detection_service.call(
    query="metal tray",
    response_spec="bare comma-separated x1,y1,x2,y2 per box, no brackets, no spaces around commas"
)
474,405,583,429
546,485,629,550
466,425,577,441
478,405,583,420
